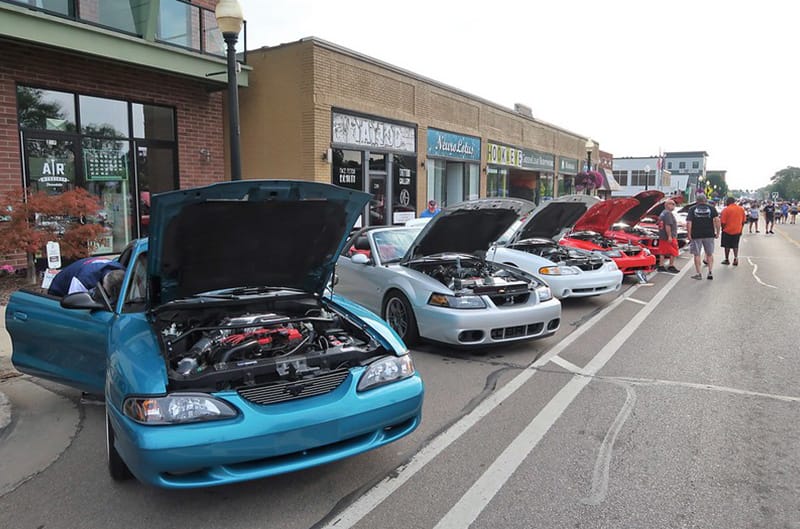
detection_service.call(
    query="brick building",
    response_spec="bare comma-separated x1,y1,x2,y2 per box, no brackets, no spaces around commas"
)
0,0,247,267
238,38,598,226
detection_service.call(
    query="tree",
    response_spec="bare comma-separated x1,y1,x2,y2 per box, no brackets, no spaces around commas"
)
0,188,107,283
767,166,800,200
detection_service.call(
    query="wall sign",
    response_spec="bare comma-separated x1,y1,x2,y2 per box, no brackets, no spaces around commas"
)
84,148,128,181
427,129,481,161
558,157,578,175
487,142,554,171
332,112,416,153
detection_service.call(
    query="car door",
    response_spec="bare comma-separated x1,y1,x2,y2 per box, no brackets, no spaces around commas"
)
335,233,386,314
7,290,114,395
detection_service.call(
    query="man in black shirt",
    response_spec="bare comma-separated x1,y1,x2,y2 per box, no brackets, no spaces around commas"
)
686,193,721,280
763,200,776,234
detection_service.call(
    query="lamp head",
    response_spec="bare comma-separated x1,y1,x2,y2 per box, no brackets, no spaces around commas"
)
585,138,594,153
215,0,244,35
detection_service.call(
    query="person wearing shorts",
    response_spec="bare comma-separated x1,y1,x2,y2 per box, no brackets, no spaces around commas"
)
763,200,775,234
656,199,680,273
720,196,746,266
747,202,760,233
686,193,720,280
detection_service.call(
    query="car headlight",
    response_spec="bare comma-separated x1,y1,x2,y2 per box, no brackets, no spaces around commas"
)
358,354,415,391
538,266,579,276
600,250,623,258
123,393,238,425
428,293,486,309
605,261,619,271
642,248,652,256
535,285,553,302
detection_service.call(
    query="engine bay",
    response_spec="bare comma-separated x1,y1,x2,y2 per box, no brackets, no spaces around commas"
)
407,255,532,296
154,296,385,391
508,239,608,271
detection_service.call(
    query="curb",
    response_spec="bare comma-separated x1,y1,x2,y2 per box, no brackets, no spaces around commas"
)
0,389,10,434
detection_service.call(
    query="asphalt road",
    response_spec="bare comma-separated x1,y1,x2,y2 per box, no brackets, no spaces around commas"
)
1,225,799,529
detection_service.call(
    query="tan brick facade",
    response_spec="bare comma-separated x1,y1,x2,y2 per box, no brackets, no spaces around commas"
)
239,38,596,216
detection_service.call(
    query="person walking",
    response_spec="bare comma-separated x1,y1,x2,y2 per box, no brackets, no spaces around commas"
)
790,202,798,224
719,196,746,266
656,199,680,273
747,202,760,233
763,200,776,234
686,193,720,280
780,201,789,224
419,199,441,218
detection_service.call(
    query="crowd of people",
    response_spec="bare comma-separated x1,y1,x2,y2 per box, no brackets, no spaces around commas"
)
656,193,795,281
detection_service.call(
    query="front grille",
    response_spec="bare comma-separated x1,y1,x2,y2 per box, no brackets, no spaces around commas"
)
490,293,530,306
237,369,350,405
491,322,545,340
575,261,604,271
622,247,643,256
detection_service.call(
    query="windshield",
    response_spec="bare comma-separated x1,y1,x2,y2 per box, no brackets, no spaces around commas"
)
373,228,421,263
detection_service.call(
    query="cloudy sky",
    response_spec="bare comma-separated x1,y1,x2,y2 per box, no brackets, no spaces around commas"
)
236,0,798,190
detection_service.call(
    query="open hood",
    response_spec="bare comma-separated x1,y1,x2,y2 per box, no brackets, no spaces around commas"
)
511,194,600,242
618,190,664,226
641,195,684,222
573,197,639,233
148,180,370,305
403,198,534,261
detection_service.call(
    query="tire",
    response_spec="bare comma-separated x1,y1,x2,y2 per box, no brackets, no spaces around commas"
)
106,409,133,481
382,291,419,346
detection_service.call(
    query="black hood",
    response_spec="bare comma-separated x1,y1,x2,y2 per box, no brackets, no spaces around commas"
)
512,195,600,242
403,198,534,261
148,180,369,304
618,190,664,226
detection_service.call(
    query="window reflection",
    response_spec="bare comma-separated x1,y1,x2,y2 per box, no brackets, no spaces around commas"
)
132,104,175,141
157,0,201,50
77,0,139,34
79,95,128,138
16,87,76,131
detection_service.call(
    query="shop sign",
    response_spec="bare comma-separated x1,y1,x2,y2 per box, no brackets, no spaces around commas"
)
559,157,578,175
332,112,416,153
487,142,555,171
29,157,73,189
427,129,481,161
84,148,128,181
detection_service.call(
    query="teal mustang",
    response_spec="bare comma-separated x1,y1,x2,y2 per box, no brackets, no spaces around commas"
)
6,180,424,488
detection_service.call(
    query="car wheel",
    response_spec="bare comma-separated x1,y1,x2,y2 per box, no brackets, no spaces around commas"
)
106,408,133,481
383,291,419,346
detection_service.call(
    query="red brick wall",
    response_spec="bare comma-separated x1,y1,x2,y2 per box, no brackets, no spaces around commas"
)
0,39,225,267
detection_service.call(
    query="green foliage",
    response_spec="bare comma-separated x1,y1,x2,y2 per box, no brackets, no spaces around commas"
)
766,166,800,200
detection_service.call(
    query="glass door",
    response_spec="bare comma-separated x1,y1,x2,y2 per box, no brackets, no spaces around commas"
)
367,153,387,226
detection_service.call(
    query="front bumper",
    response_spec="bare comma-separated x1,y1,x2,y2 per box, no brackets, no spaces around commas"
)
544,269,623,298
109,369,423,488
614,253,657,275
415,297,561,346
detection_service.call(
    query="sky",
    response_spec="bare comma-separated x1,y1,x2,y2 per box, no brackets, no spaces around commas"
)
235,0,799,191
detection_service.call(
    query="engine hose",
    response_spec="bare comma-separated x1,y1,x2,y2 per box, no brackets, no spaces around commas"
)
216,338,259,364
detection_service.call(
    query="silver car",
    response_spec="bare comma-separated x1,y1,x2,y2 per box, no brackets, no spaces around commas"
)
334,199,562,347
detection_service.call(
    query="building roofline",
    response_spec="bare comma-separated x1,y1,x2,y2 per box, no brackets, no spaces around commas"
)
250,36,591,143
664,151,709,156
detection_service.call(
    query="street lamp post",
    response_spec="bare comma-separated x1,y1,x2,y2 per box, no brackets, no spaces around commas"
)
644,164,651,191
584,138,594,195
215,0,244,181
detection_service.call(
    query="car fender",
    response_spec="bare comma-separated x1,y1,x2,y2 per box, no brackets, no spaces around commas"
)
106,313,168,408
326,294,407,354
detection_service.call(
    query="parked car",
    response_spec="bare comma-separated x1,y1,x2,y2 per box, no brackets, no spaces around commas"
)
6,180,424,489
606,190,666,254
335,198,562,348
560,197,656,275
490,195,623,299
635,195,689,249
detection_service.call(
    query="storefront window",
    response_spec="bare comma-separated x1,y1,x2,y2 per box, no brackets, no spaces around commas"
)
539,173,554,202
79,95,128,138
132,103,175,141
17,87,76,131
427,160,480,207
487,166,509,197
17,85,178,252
558,175,575,196
331,149,363,192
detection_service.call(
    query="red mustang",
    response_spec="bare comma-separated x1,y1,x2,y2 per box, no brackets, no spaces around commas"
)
560,197,656,275
635,195,688,249
606,190,667,256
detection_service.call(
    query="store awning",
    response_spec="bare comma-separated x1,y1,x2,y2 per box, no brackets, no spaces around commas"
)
601,169,621,191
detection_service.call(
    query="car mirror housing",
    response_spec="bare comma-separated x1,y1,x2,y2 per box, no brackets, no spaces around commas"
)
60,292,107,311
351,253,370,265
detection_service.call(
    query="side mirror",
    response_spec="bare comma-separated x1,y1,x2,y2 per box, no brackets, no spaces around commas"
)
351,253,370,265
61,292,107,311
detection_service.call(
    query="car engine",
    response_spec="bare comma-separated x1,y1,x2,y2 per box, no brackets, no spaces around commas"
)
507,239,608,271
406,254,536,306
154,298,384,391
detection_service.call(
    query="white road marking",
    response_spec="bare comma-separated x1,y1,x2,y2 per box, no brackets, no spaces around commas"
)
549,355,582,374
431,264,688,529
320,285,646,529
605,375,800,403
747,257,777,289
625,297,648,305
